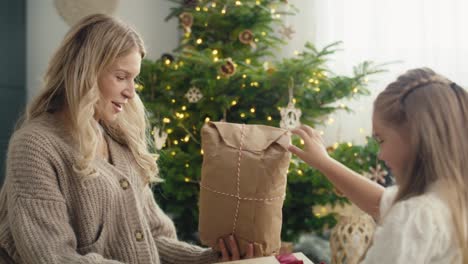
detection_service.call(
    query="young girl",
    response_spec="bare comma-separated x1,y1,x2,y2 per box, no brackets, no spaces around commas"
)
0,14,251,263
289,68,468,263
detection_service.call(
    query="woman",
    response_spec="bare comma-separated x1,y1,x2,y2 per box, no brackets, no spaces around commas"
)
0,14,251,263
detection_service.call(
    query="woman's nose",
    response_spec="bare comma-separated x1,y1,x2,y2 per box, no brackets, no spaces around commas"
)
123,82,136,99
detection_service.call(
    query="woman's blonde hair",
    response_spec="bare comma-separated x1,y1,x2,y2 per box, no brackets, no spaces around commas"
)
25,14,160,184
374,67,468,262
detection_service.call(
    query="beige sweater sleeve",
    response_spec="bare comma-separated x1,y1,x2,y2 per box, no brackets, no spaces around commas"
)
143,187,219,264
6,132,123,264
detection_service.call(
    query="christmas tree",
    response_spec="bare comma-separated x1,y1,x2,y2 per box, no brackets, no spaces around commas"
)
138,0,386,242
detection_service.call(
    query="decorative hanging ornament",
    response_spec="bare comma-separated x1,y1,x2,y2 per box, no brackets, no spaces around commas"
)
279,24,295,40
238,29,256,49
179,12,193,33
280,79,302,129
185,86,203,103
153,127,168,150
364,164,388,184
220,58,236,77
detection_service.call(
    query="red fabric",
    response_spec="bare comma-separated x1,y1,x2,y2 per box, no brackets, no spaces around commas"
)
275,254,304,264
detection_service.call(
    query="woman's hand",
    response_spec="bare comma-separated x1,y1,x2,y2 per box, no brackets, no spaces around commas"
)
288,125,331,170
218,235,254,262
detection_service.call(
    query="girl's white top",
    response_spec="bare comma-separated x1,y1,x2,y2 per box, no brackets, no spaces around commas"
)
361,183,463,263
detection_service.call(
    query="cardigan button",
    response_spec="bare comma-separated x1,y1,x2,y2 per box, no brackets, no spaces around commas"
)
135,230,144,242
119,179,129,190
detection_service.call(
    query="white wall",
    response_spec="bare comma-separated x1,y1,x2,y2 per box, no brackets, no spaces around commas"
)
27,0,178,100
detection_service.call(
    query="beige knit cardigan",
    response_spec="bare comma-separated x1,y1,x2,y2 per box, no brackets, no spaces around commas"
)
0,113,218,264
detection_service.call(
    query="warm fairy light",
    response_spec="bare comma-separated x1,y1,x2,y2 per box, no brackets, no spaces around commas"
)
242,84,246,88
201,149,204,155
181,105,187,111
174,65,179,70
294,50,300,55
211,2,217,7
213,57,219,62
297,170,303,176
171,99,176,103
340,104,346,108
204,23,208,27
221,8,226,14
245,58,251,64
231,100,237,106
333,142,339,149
196,6,201,11
171,151,176,156
256,0,261,5
163,118,171,123
173,140,179,145
212,49,218,55
205,117,211,123
216,75,221,80
242,74,247,78
196,38,203,44
184,177,190,182
327,117,335,124
203,7,208,11
250,108,255,113
261,32,266,36
235,1,242,6
166,128,173,134
309,78,315,83
275,14,281,18
347,142,353,147
135,83,144,91
314,88,320,92
165,59,171,65
300,139,305,145
267,116,272,121
240,113,246,118
254,38,259,42
184,135,190,142
353,87,359,93
166,85,171,90
292,98,297,103
271,8,276,14
185,163,190,168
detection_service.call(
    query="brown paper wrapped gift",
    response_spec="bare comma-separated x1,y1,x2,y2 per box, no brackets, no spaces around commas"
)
199,122,291,257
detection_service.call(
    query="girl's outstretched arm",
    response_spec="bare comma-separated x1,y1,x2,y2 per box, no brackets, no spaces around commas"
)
288,125,385,219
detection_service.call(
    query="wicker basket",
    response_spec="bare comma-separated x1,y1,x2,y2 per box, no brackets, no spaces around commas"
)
330,206,376,264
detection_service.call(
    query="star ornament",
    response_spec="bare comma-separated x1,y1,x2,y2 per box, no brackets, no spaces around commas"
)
279,24,295,40
185,86,203,103
280,102,302,130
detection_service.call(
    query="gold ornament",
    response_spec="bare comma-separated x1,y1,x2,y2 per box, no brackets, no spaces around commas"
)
220,58,236,77
239,29,254,44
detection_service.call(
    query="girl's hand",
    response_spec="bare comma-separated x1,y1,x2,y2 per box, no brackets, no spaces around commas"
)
218,235,254,262
288,125,331,170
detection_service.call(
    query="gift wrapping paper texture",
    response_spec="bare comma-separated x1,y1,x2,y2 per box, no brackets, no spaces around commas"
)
199,122,291,257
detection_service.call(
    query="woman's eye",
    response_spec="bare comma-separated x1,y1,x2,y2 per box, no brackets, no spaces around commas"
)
116,76,126,81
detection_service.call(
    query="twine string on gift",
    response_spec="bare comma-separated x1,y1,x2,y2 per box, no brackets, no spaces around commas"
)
232,124,246,234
